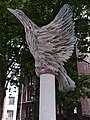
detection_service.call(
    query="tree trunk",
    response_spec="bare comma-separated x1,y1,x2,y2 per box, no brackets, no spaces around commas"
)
0,63,6,119
0,80,6,119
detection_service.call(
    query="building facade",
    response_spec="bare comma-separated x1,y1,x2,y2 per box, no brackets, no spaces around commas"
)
2,81,19,120
16,74,39,120
77,52,90,118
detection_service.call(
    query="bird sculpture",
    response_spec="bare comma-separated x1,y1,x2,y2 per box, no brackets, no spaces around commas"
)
8,4,77,91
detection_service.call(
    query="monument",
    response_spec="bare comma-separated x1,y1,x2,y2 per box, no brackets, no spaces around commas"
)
8,4,76,120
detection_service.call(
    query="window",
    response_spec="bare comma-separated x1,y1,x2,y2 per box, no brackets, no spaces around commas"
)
27,88,34,101
9,97,15,105
27,75,32,85
7,110,13,119
26,106,33,119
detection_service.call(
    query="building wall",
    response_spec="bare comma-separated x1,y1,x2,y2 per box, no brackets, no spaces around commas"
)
16,75,39,120
77,61,90,75
77,53,90,117
80,98,90,116
2,82,19,120
76,48,90,75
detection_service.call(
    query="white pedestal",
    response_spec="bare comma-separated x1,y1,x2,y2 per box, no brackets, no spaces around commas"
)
39,73,56,120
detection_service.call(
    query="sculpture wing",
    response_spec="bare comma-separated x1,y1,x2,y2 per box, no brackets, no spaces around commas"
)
36,4,76,65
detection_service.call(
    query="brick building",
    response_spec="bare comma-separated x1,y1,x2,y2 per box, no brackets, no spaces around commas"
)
77,54,90,75
16,75,39,120
77,52,90,119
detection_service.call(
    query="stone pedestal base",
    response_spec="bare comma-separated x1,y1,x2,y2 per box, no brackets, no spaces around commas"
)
39,73,56,120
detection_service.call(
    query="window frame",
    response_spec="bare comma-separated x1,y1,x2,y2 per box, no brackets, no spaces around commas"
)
8,97,15,105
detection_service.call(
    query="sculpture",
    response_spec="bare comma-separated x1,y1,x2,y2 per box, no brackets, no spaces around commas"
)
8,4,77,91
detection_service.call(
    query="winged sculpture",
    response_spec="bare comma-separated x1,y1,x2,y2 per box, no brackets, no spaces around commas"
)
8,4,77,91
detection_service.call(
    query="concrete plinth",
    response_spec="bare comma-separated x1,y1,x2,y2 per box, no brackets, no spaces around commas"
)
39,73,56,120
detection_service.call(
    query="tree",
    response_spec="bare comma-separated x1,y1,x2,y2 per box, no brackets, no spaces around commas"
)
0,0,90,119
